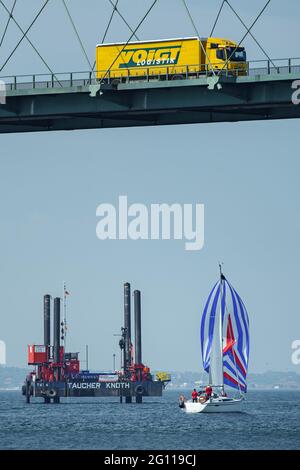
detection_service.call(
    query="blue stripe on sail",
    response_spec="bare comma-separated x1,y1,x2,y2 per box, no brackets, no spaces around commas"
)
231,287,249,371
235,296,249,368
224,373,247,392
232,287,250,367
227,282,245,369
224,349,246,379
202,284,220,369
236,291,250,327
221,280,226,324
228,281,249,359
204,285,220,369
232,294,247,370
200,282,218,371
223,358,246,387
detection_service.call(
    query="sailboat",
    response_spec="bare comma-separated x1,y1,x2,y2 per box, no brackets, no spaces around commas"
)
184,265,250,413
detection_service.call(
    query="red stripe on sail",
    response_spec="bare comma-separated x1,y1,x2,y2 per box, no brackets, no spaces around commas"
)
223,314,236,354
224,371,246,391
233,349,247,377
224,371,239,386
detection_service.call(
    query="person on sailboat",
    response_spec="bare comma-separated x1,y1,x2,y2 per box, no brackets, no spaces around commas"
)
179,394,186,408
205,385,213,401
191,389,198,403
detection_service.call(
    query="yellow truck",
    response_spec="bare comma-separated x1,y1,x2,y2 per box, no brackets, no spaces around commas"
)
95,36,247,80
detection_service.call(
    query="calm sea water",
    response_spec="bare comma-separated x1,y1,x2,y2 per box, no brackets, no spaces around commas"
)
0,390,299,450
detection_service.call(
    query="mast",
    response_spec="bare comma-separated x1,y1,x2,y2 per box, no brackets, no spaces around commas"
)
63,281,67,354
208,264,224,389
219,263,224,392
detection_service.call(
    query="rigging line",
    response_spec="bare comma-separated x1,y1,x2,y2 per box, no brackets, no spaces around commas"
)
219,0,272,74
102,0,119,44
181,0,216,77
92,0,120,72
210,0,225,37
107,0,139,41
0,0,61,85
99,0,159,86
62,0,94,72
225,0,276,69
0,0,17,49
0,0,50,72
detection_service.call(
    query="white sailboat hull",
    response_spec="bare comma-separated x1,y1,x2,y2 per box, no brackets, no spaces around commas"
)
184,397,244,413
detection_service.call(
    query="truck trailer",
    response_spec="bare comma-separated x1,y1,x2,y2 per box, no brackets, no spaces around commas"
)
95,36,247,80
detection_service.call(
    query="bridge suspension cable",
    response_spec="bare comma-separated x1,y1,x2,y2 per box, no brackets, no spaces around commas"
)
102,0,119,44
0,0,61,84
62,0,94,72
210,0,226,37
0,0,17,49
92,0,119,72
98,0,159,85
92,0,140,72
108,0,139,41
219,0,272,74
181,0,217,78
225,0,276,69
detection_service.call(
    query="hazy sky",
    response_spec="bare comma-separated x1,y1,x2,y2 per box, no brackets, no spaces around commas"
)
1,0,300,374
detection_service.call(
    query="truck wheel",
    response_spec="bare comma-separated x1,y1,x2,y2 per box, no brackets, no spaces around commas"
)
111,78,121,87
171,74,184,81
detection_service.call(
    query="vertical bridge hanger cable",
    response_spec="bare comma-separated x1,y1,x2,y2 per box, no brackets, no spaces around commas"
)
102,0,120,45
62,0,94,74
92,0,119,72
181,0,217,78
107,0,140,42
0,0,17,49
98,0,160,87
0,0,61,85
224,0,276,69
210,0,226,37
93,0,141,72
219,0,273,74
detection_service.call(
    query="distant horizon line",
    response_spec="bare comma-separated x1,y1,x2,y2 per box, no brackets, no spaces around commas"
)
1,365,300,375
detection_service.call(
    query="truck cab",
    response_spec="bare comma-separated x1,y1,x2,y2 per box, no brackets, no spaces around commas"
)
206,37,247,75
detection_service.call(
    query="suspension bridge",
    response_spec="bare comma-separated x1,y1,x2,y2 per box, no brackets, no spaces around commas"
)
0,0,299,134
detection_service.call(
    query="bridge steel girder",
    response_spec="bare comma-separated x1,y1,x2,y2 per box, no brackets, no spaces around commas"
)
0,74,299,133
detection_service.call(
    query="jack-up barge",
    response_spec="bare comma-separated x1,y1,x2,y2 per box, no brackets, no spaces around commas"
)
22,283,170,404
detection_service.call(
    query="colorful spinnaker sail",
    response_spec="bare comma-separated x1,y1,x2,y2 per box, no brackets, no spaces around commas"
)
200,273,250,393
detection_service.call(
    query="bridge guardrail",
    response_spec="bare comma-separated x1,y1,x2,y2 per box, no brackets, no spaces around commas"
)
1,57,300,92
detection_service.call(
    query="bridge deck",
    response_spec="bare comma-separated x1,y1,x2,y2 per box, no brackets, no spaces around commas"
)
1,59,300,133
